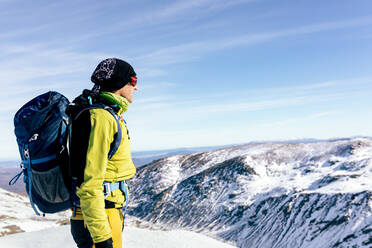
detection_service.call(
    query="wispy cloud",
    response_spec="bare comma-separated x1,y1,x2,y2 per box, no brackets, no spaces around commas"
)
134,76,372,110
131,76,372,119
186,93,342,114
219,77,372,100
262,112,335,128
64,0,258,42
0,2,117,44
147,0,256,18
1,0,256,84
0,44,110,84
3,5,370,86
0,24,51,39
133,16,372,67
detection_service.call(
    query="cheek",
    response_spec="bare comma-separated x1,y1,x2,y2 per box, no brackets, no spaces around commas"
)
124,89,131,95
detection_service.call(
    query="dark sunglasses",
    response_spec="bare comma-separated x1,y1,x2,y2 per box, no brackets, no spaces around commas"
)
130,76,137,87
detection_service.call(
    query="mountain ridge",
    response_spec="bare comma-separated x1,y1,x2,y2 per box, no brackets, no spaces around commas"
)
128,137,372,248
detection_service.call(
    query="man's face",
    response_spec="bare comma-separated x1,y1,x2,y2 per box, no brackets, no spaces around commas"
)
114,83,138,103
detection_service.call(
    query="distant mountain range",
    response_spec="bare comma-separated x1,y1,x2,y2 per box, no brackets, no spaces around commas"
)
0,145,227,194
128,137,372,248
2,136,370,168
0,144,228,169
131,136,371,167
132,145,232,167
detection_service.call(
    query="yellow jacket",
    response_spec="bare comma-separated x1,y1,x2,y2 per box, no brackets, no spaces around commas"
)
72,92,136,243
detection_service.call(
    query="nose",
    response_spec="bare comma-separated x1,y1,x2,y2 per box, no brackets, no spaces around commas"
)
134,85,138,91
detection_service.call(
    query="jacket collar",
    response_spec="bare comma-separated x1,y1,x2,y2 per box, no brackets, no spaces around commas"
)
99,91,130,114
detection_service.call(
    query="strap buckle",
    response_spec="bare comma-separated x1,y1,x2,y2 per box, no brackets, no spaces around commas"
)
119,181,127,191
103,182,111,198
24,149,30,159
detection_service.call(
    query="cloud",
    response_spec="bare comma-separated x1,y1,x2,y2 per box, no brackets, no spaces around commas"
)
261,112,335,128
0,24,50,39
62,0,258,42
132,16,372,67
148,0,256,18
0,44,111,84
185,94,336,114
215,77,372,100
0,1,257,100
130,76,372,121
0,2,120,44
3,5,370,85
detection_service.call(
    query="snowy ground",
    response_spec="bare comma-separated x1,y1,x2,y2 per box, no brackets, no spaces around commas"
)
0,225,237,248
0,184,236,247
0,188,70,236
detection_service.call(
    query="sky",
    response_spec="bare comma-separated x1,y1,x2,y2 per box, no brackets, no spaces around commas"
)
0,0,371,160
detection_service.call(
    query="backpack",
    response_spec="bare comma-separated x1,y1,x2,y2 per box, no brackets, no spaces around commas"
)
9,91,122,216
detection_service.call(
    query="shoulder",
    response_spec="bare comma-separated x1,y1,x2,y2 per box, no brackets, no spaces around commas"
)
89,108,117,126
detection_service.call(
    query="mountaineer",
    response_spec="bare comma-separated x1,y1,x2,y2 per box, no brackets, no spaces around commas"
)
69,58,138,248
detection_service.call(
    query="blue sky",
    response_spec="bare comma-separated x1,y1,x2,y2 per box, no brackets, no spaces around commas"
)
0,0,371,160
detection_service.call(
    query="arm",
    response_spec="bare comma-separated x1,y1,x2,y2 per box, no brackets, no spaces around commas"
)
76,109,116,244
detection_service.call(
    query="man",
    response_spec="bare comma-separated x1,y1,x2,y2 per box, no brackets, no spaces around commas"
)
70,58,138,248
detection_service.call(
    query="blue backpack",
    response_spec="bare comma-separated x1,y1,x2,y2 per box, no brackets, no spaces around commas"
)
10,91,122,216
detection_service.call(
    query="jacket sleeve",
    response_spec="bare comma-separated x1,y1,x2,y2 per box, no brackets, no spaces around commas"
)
76,109,116,243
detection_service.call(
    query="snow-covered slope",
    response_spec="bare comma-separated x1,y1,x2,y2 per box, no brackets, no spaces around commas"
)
0,225,236,248
0,189,235,247
0,188,69,236
129,138,372,248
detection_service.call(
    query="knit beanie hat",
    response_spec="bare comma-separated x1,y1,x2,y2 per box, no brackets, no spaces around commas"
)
91,58,136,92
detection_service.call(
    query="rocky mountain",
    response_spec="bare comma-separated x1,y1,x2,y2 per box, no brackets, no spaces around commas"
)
128,138,372,248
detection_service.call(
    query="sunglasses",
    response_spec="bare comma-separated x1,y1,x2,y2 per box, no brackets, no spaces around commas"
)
129,76,137,87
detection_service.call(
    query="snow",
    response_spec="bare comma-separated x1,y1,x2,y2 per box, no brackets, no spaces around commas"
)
0,188,69,235
0,225,236,248
129,138,372,247
222,138,372,205
0,185,236,247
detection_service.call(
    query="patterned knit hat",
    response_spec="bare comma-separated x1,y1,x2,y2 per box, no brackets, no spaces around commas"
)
91,58,136,92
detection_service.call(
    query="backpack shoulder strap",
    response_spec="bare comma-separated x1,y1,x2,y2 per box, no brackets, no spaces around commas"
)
73,104,122,159
105,107,122,159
